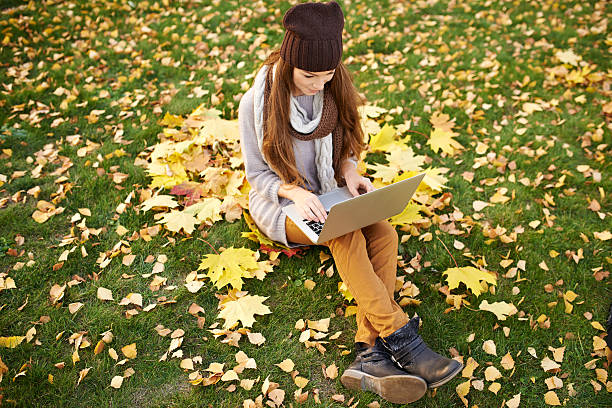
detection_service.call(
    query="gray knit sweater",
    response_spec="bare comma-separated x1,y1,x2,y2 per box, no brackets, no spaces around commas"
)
238,87,321,246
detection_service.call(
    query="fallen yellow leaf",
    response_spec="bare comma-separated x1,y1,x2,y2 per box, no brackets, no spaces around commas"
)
294,376,309,388
325,363,338,379
275,359,294,373
544,390,561,405
0,336,25,348
484,366,502,381
443,266,497,297
501,352,515,370
121,343,137,359
456,379,470,407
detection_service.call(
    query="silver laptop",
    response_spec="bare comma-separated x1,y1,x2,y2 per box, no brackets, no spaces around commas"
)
283,173,425,244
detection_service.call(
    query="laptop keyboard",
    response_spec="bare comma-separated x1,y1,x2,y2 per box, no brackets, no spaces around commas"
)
305,219,324,234
303,211,329,235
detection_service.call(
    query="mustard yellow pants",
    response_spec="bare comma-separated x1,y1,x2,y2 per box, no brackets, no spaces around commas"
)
286,218,409,345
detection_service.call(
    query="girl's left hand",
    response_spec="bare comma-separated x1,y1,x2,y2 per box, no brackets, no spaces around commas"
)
343,164,374,197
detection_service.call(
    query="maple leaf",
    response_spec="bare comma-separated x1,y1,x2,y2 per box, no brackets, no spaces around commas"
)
358,104,387,119
183,147,211,173
219,195,243,223
368,124,409,153
366,162,398,183
429,112,456,132
242,211,289,249
157,210,198,234
217,294,271,329
201,167,229,195
386,147,425,173
555,49,581,66
183,197,223,224
367,147,426,183
198,247,259,290
148,164,189,189
478,300,518,320
160,112,184,128
170,182,207,205
422,168,449,192
140,195,179,212
224,170,245,197
388,202,424,226
428,128,463,155
443,266,497,297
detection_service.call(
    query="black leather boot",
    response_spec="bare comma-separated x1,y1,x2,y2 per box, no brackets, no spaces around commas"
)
379,317,463,389
340,341,427,404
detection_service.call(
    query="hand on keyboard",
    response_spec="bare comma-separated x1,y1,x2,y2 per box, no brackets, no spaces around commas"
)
303,210,329,234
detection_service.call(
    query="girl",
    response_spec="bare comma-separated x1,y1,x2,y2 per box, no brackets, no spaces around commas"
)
238,1,462,404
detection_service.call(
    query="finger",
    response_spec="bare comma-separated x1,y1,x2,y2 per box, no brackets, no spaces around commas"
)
298,207,311,221
347,183,359,197
363,178,375,192
306,207,319,222
312,201,327,223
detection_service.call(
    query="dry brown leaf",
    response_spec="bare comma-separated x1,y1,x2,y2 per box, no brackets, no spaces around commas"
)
180,358,194,370
110,375,123,389
240,378,255,390
68,302,83,314
97,287,113,301
268,388,285,405
545,376,563,390
303,279,316,290
483,340,497,356
122,254,136,266
221,370,239,381
307,318,330,332
76,367,90,386
94,340,105,355
548,346,565,363
541,357,561,372
247,332,266,346
506,393,521,408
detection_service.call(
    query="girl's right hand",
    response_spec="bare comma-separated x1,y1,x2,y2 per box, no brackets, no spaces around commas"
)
279,185,327,223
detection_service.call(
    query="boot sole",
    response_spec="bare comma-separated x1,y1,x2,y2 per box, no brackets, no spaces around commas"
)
427,362,464,389
340,369,427,404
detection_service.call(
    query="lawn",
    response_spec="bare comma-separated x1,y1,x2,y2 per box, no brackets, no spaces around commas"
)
0,0,610,407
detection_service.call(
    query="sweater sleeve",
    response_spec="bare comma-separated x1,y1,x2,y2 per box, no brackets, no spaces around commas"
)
238,88,282,206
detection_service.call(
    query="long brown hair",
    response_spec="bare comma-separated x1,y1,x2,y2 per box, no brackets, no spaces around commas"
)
261,50,365,187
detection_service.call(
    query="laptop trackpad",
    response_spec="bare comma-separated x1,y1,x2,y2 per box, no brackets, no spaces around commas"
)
318,187,353,211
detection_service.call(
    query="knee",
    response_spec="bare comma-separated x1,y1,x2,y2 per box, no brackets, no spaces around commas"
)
375,220,398,245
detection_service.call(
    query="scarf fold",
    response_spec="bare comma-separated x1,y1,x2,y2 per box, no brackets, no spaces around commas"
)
252,64,343,194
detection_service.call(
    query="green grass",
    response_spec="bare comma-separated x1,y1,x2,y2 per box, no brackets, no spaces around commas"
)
1,0,611,407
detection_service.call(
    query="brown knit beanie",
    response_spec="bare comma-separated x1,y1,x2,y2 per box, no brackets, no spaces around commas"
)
280,1,344,72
